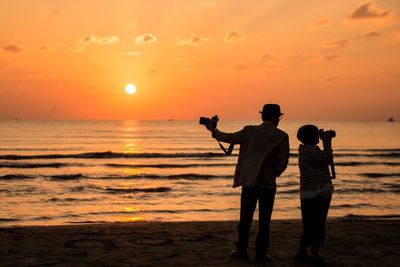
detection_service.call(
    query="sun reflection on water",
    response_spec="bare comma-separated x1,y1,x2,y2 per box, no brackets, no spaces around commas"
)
122,143,140,154
121,120,141,154
121,216,145,223
119,206,144,222
122,168,143,176
121,206,141,212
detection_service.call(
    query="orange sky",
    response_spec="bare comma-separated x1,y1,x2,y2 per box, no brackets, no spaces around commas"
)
0,0,399,120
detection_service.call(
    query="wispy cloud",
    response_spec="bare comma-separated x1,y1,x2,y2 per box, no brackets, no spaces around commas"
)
232,54,284,71
348,2,393,20
362,31,381,38
175,34,207,46
233,63,248,71
121,51,141,56
39,42,64,52
312,17,332,27
324,76,339,82
240,53,284,70
79,35,119,45
75,35,119,52
134,33,158,45
224,29,247,42
260,54,277,62
180,65,210,72
323,40,349,49
3,44,22,53
322,55,341,61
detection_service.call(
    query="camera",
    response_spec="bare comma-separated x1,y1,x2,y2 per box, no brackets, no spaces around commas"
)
199,115,219,128
319,129,336,139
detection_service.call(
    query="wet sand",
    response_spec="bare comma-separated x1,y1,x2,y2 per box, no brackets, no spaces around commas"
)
1,216,399,266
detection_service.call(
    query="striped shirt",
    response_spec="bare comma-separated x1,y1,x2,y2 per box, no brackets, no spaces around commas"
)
298,144,334,199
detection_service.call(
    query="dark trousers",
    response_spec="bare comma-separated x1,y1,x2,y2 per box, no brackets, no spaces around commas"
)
300,195,331,246
236,185,276,254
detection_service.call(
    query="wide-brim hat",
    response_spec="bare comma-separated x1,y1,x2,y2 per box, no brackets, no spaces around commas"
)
259,104,284,116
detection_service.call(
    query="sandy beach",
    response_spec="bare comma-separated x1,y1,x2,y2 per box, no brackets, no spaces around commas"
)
1,215,399,267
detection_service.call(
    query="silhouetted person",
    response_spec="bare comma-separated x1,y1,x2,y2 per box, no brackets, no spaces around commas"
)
205,104,289,262
295,125,334,266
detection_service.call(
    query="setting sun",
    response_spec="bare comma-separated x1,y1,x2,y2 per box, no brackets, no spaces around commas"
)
125,84,137,95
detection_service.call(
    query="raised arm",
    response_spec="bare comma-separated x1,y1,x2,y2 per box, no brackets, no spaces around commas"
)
211,127,247,145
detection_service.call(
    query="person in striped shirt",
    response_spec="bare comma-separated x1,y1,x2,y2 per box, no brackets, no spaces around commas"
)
295,124,334,266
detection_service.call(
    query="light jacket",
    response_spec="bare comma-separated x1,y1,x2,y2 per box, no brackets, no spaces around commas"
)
212,122,289,188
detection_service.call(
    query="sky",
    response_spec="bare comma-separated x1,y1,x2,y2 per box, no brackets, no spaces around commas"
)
0,0,399,121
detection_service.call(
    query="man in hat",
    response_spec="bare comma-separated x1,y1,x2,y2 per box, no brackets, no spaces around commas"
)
205,104,290,262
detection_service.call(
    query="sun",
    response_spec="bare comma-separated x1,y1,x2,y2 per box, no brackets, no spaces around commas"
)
125,84,137,95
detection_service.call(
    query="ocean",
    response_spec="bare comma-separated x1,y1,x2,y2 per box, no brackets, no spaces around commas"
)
0,120,399,226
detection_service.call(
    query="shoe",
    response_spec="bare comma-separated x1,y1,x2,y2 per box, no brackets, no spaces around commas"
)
309,256,329,266
230,249,248,259
295,252,311,263
255,254,271,263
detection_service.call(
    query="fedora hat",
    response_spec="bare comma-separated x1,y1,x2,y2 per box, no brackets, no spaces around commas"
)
259,104,284,116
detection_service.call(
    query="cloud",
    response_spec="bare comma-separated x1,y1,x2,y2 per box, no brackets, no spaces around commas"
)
3,44,22,53
121,51,141,56
260,54,277,62
312,17,332,27
41,42,64,52
175,34,207,46
363,31,381,37
224,29,247,42
97,36,119,45
233,63,248,71
322,55,341,61
180,65,210,72
79,35,119,45
75,35,119,52
251,54,284,70
324,40,349,49
134,33,158,45
348,2,393,20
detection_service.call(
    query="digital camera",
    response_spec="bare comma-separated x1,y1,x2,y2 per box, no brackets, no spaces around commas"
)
199,115,219,128
319,129,336,139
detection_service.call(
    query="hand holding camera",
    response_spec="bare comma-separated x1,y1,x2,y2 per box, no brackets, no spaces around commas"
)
199,115,219,132
199,115,234,155
319,129,336,178
319,129,335,147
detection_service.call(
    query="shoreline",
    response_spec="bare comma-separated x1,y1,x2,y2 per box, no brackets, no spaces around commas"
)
2,216,399,266
2,213,400,229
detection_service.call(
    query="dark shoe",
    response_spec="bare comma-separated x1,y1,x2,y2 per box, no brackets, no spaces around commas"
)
230,249,248,259
309,256,329,266
295,252,311,263
255,254,271,263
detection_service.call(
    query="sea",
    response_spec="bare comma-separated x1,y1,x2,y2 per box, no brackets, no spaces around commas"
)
0,120,399,227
